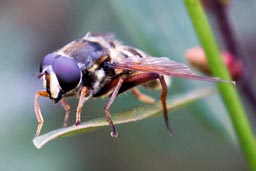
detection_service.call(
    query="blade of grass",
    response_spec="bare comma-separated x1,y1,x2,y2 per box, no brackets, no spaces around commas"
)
33,87,216,149
184,0,256,169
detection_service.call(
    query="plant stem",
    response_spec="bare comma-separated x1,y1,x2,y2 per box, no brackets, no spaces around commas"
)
209,0,256,112
184,0,256,169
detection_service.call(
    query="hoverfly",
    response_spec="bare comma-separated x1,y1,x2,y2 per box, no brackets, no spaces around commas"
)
34,32,233,137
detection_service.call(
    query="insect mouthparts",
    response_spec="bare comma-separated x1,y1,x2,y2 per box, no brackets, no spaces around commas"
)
37,72,45,79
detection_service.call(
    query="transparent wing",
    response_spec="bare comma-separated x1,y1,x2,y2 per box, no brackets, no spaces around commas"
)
83,32,115,41
109,56,234,83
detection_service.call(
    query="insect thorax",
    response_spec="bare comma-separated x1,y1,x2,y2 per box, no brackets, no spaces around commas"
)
81,62,115,95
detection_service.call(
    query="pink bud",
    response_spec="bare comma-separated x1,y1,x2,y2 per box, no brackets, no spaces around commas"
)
221,52,243,80
185,47,243,81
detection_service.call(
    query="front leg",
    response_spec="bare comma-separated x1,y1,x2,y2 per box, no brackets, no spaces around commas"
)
34,90,48,137
75,86,90,126
60,99,71,127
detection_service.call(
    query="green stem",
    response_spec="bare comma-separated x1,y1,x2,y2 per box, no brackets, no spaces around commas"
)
184,0,256,169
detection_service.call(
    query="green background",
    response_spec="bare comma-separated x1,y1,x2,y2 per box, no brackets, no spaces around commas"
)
0,0,255,170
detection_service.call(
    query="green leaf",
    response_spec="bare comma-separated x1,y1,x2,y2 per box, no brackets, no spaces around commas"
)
33,87,216,149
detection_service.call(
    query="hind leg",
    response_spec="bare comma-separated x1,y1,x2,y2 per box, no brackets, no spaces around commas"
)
131,88,155,104
118,73,174,135
158,75,174,136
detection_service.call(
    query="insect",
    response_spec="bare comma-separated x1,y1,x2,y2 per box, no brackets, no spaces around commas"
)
34,32,233,137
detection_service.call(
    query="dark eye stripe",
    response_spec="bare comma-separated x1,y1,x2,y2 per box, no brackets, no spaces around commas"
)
52,56,81,92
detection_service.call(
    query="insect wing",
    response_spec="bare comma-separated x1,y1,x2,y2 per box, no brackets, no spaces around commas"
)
109,56,233,83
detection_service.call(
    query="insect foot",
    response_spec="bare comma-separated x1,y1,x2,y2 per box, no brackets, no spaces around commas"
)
75,121,81,126
110,131,119,138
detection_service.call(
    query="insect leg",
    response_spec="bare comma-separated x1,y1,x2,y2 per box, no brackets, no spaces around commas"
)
34,90,48,137
75,86,89,125
105,77,124,137
60,99,71,127
131,88,155,104
159,75,174,136
113,73,174,135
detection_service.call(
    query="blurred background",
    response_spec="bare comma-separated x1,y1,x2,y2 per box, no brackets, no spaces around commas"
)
0,0,255,170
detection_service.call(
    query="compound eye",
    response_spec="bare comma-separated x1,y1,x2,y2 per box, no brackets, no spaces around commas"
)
40,53,56,72
52,56,81,92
